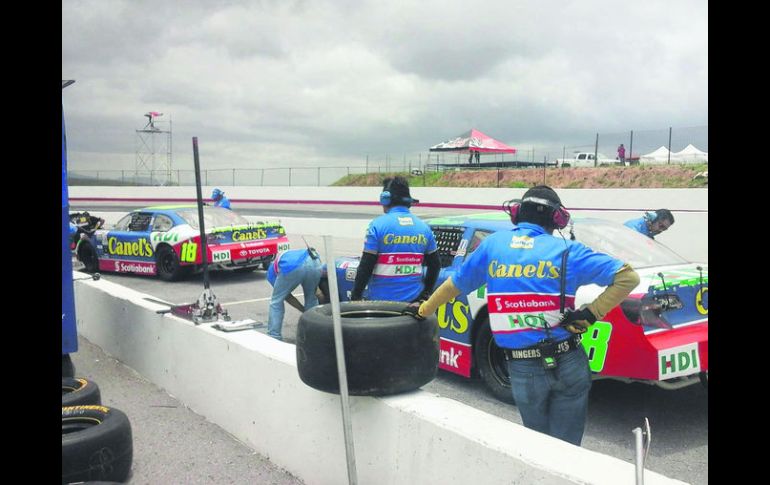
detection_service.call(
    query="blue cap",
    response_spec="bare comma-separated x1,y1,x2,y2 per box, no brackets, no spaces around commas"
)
212,188,223,199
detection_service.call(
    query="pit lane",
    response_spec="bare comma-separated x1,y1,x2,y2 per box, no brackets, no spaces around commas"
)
74,210,708,485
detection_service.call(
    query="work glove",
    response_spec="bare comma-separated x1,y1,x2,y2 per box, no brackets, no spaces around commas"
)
560,307,597,334
402,301,426,321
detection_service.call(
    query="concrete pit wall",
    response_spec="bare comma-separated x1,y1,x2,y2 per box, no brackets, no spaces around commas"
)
74,275,688,485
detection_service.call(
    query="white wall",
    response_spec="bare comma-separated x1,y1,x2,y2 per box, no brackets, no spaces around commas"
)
74,275,688,485
70,186,707,262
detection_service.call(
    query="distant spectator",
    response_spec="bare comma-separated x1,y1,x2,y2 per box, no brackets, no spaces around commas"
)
475,150,481,163
624,209,675,239
617,144,626,165
468,151,475,164
211,188,231,209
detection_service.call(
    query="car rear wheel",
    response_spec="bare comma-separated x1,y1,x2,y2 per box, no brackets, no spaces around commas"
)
156,245,187,281
77,241,99,273
475,317,515,404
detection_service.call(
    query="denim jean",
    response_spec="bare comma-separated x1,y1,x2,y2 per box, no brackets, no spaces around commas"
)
507,346,592,446
267,256,322,341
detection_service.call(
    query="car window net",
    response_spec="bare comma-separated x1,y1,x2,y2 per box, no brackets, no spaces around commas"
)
431,226,465,268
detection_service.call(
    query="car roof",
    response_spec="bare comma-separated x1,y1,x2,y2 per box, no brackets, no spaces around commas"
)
427,212,513,231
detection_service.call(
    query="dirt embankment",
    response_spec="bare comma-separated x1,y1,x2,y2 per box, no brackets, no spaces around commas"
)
334,165,708,188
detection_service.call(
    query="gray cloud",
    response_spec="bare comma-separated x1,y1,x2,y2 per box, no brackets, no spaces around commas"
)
62,0,707,172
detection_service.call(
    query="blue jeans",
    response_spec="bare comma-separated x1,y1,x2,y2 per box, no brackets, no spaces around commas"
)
507,346,592,446
267,256,322,341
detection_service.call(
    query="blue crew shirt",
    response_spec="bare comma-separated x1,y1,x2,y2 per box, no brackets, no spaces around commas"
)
267,248,310,286
624,217,651,238
362,206,437,302
451,222,623,349
214,196,231,210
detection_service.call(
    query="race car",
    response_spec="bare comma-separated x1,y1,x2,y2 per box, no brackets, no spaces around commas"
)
326,213,708,403
75,205,291,281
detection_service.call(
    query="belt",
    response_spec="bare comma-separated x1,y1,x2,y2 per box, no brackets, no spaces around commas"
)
502,334,583,360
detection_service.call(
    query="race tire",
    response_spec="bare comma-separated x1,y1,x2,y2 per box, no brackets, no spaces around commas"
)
63,377,102,407
77,241,100,273
63,354,76,378
62,405,133,484
296,300,439,396
475,317,515,404
155,245,187,281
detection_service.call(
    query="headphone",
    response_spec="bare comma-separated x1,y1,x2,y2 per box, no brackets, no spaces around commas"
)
502,196,571,230
644,211,658,222
380,179,416,206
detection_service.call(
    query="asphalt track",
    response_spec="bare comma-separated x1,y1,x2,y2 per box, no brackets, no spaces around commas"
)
68,208,708,484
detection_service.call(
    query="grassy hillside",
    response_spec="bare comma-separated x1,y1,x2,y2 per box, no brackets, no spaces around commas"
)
331,164,708,189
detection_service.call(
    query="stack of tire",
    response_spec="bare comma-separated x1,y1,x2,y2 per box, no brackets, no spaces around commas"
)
62,376,133,484
296,301,440,396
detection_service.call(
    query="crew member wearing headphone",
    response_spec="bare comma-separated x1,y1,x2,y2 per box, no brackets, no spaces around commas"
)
408,185,639,446
624,209,674,239
211,188,231,209
350,176,441,303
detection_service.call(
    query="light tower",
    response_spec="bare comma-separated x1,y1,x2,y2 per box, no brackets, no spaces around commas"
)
135,111,173,185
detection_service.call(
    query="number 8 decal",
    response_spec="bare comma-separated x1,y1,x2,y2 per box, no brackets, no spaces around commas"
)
581,321,612,372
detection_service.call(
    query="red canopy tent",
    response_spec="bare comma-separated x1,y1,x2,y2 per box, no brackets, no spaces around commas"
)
429,128,517,154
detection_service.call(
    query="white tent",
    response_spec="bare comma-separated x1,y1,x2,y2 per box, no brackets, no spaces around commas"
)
671,144,708,164
640,146,671,165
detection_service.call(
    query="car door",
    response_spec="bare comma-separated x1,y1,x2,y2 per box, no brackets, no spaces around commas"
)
100,212,156,264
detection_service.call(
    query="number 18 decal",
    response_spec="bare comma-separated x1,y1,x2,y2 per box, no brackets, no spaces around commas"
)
581,321,612,372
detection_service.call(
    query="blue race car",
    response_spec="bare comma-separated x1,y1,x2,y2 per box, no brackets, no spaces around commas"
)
325,213,708,402
75,205,291,281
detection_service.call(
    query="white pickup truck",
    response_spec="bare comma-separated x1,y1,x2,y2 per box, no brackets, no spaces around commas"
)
555,152,620,168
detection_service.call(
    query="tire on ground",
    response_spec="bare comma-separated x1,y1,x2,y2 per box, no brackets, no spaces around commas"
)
297,300,439,396
62,377,102,407
62,405,133,484
475,317,515,404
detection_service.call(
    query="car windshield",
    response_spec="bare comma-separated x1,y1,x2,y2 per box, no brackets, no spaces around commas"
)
175,207,250,230
571,218,688,269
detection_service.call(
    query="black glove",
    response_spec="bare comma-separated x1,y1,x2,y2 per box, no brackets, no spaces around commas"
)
560,307,597,334
402,301,425,321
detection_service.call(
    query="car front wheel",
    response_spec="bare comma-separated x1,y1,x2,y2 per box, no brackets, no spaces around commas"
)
475,317,515,404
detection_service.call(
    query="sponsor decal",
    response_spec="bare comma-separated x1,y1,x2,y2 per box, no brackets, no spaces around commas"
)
436,298,470,334
107,237,154,257
151,232,179,243
232,228,268,242
659,343,700,380
509,235,534,249
101,260,156,275
345,268,357,281
438,339,472,377
277,242,291,252
234,247,273,258
487,259,559,279
397,216,414,226
695,287,708,315
382,233,428,245
212,250,231,262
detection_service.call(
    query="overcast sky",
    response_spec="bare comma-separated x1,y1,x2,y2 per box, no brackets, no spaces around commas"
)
62,0,708,173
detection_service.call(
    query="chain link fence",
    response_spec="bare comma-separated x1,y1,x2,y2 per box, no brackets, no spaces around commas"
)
69,125,707,186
